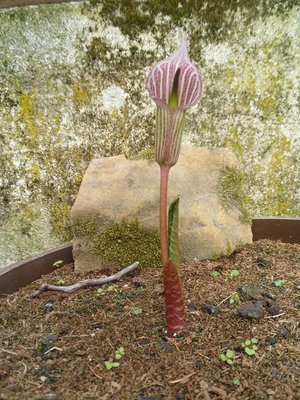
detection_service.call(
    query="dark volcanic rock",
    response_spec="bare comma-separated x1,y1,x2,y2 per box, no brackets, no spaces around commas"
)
204,303,220,315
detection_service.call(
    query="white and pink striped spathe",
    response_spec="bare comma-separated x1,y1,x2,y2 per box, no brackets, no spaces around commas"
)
146,39,203,111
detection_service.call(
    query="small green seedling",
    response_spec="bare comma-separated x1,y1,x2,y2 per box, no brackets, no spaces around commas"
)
232,377,241,385
225,269,240,281
114,347,125,360
53,259,63,268
131,307,143,315
229,293,240,304
57,279,65,285
96,285,118,296
104,361,120,370
274,279,286,287
104,347,125,370
219,349,235,365
107,284,118,292
241,338,258,356
211,271,220,277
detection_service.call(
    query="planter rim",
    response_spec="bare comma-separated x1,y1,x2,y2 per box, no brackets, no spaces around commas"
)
0,0,83,9
0,217,299,295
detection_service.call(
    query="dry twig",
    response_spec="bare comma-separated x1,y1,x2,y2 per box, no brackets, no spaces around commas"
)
31,261,139,298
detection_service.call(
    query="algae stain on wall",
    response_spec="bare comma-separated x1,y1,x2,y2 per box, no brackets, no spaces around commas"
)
0,0,299,267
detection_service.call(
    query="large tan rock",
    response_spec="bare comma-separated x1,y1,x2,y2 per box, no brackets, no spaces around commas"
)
71,145,252,271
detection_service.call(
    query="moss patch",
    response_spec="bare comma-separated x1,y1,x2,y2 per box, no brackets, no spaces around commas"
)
129,148,156,161
217,167,252,225
72,217,161,268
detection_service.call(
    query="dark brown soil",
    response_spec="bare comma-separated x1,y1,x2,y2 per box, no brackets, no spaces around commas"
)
0,240,299,400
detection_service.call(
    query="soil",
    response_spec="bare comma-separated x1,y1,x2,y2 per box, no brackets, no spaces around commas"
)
0,240,299,400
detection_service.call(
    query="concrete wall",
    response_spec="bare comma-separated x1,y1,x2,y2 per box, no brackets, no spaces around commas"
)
0,0,299,267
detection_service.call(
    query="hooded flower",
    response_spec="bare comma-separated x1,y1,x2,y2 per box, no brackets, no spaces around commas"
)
146,39,203,166
146,39,202,111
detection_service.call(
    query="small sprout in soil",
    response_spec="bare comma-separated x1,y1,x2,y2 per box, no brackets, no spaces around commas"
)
97,285,119,296
114,347,125,359
104,361,120,370
241,338,258,356
53,259,63,268
233,377,241,385
131,306,143,315
104,347,125,370
229,293,241,304
211,270,220,277
57,279,65,285
273,279,287,287
225,269,240,281
115,293,129,302
107,284,118,292
220,349,235,364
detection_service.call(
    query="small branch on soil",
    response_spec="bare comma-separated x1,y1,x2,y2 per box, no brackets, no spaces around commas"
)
264,312,285,319
217,292,237,306
30,261,140,298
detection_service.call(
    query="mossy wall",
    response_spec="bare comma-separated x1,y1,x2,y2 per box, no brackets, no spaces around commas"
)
0,0,299,267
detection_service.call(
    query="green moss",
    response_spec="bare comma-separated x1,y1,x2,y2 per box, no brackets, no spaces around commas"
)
72,217,161,268
130,148,156,161
49,202,72,242
18,91,38,145
225,128,244,156
72,85,91,104
217,167,252,224
261,135,298,216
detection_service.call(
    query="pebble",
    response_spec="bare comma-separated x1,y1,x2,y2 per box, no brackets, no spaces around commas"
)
266,336,277,346
238,301,264,319
44,302,53,313
204,304,220,316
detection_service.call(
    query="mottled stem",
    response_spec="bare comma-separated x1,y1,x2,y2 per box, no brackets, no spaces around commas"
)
159,164,170,265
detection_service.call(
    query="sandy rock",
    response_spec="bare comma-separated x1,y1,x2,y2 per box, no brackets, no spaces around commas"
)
71,145,252,271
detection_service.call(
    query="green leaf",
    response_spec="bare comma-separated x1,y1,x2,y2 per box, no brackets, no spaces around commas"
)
226,350,235,358
233,377,241,385
220,354,227,361
245,347,256,356
118,347,125,355
53,259,63,268
274,279,286,287
104,361,114,370
131,307,143,315
168,197,180,269
107,284,117,292
227,358,233,365
230,269,240,278
251,338,258,344
104,361,120,370
245,339,251,346
211,271,220,277
115,353,122,360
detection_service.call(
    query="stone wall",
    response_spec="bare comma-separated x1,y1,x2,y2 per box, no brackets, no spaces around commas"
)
0,0,299,267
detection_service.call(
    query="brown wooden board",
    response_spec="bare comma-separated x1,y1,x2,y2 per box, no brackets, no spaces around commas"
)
0,0,83,9
252,217,300,244
0,243,73,296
